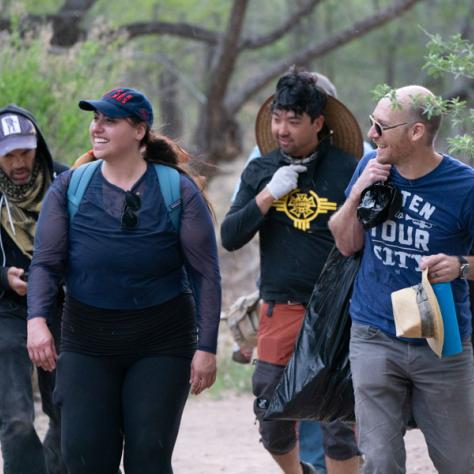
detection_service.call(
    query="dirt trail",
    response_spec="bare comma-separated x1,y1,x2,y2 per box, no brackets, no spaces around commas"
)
173,393,436,474
0,392,436,473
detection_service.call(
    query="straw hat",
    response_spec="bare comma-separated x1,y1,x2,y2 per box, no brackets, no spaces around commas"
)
391,269,444,357
255,88,363,159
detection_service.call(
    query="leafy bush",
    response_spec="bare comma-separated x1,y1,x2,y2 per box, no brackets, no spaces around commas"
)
424,32,474,80
0,19,129,163
372,33,474,162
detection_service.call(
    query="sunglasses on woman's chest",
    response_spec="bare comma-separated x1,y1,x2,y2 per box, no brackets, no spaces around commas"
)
121,191,141,230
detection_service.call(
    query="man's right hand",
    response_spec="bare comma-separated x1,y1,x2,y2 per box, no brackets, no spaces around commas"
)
27,317,57,372
329,157,391,256
7,266,27,296
350,159,391,201
266,164,307,199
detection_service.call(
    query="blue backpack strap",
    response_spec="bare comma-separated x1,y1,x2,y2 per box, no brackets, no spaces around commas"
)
154,164,182,232
67,160,102,221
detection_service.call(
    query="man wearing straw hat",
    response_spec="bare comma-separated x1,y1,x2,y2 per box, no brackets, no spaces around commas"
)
221,67,362,474
329,85,474,473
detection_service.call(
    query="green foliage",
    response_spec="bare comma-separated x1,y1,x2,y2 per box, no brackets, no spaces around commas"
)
206,355,254,398
0,23,129,163
4,0,472,160
422,33,474,160
371,84,401,109
446,134,474,157
1,0,56,16
423,32,474,79
324,0,473,140
372,32,474,161
373,84,467,119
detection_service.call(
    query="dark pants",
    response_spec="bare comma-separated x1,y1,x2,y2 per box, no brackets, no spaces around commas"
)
0,298,66,474
54,352,191,474
469,280,474,350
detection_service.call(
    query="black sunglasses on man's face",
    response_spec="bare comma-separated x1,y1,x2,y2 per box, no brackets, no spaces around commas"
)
121,191,141,230
369,114,408,137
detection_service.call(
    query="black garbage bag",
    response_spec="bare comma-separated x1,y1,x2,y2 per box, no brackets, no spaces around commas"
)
264,247,361,423
357,181,402,229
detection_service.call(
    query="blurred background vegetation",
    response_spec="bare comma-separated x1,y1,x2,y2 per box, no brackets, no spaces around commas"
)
0,0,472,166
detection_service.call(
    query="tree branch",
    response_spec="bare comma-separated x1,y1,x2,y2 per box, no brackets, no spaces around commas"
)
194,0,249,157
208,0,249,105
226,0,425,114
238,0,324,50
0,0,219,46
50,0,98,45
122,21,219,44
461,0,474,40
0,0,98,46
0,18,9,31
57,0,98,13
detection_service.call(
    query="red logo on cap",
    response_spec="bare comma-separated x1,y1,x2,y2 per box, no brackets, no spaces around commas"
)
107,89,133,104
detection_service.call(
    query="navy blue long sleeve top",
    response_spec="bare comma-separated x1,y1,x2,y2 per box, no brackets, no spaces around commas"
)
27,163,221,353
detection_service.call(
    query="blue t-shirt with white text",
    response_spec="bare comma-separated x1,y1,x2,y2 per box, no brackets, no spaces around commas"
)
346,152,474,338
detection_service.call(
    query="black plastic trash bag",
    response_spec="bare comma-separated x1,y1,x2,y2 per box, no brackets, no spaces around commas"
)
357,181,402,229
264,247,361,423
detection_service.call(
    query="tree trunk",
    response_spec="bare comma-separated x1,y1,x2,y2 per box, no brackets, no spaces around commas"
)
158,68,183,140
51,0,98,46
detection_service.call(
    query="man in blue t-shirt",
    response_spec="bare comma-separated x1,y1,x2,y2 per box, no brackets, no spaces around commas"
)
329,85,474,473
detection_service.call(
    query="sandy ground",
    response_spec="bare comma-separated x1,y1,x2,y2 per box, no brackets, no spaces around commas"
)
0,392,436,473
173,394,437,474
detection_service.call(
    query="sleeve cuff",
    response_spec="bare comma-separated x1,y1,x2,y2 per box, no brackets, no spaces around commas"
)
197,344,217,355
0,267,10,290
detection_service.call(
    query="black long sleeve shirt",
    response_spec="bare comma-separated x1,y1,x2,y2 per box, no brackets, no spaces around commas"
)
221,142,357,303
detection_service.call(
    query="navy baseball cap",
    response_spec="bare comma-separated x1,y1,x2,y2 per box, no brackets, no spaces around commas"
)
78,87,154,127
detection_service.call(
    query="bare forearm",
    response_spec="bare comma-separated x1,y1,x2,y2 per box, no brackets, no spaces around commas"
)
329,192,365,256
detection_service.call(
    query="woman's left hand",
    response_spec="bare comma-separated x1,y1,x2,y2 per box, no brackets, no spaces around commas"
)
190,350,217,395
27,317,57,372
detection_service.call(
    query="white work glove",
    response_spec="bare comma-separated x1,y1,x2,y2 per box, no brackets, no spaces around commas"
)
266,164,307,199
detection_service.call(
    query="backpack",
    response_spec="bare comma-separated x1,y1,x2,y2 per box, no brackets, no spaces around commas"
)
67,160,182,231
226,290,260,349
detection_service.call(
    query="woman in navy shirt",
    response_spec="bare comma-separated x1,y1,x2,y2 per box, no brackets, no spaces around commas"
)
26,87,221,474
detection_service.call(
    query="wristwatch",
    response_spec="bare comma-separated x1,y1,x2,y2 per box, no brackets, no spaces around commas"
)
458,256,470,279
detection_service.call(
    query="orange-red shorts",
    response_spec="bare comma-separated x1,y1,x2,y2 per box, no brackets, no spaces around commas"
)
257,302,305,366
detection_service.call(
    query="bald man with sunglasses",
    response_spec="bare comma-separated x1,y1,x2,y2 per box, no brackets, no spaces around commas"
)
329,85,474,473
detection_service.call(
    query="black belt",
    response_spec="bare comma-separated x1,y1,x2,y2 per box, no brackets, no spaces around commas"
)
264,300,307,317
266,299,306,306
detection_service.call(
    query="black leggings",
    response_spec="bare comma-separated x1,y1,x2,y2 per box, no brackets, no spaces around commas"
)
54,351,191,474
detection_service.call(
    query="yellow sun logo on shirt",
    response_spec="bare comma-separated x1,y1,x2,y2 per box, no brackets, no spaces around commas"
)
273,189,337,231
